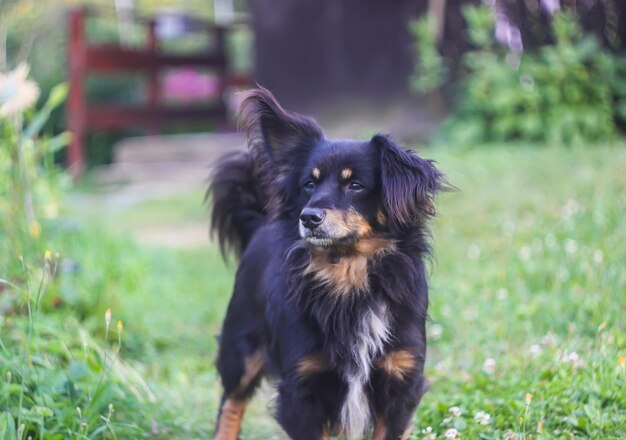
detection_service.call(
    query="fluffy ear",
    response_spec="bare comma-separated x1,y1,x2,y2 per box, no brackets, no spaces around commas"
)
372,134,446,228
238,87,323,175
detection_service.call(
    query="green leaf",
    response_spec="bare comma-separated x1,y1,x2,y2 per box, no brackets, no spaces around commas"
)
0,412,17,440
30,406,54,418
45,83,68,110
41,131,71,154
67,361,89,381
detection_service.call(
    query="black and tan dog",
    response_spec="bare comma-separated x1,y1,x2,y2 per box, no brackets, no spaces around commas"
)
208,88,447,440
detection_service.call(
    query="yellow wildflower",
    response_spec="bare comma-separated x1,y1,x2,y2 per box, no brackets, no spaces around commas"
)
29,221,41,238
525,393,533,405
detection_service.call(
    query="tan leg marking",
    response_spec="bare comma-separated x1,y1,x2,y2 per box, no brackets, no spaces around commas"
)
214,351,263,439
322,423,330,440
373,417,412,440
214,398,246,440
372,416,386,440
236,350,263,393
401,424,413,440
297,353,329,377
376,350,417,380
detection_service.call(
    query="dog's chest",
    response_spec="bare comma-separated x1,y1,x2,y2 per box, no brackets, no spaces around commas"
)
339,302,390,439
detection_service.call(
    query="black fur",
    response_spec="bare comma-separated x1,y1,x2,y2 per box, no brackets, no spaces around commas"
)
208,88,447,440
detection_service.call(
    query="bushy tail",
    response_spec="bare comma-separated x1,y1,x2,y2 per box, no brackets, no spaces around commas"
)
207,151,267,259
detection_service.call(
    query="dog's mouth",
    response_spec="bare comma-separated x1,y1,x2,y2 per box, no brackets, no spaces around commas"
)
300,231,359,248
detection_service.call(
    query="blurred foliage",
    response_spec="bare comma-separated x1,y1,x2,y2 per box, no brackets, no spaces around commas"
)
0,65,168,439
0,80,70,275
413,6,626,146
410,15,448,94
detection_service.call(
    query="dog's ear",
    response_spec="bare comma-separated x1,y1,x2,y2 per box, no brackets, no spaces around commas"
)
372,134,446,228
238,88,323,174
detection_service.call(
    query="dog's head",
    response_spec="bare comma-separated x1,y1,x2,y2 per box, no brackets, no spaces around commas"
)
240,88,446,249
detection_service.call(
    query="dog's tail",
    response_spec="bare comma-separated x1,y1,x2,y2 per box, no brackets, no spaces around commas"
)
207,151,267,259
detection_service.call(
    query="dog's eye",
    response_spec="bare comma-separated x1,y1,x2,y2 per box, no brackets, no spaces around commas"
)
348,181,364,191
303,181,316,191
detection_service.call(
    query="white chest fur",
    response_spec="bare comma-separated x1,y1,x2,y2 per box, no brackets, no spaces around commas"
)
341,303,390,439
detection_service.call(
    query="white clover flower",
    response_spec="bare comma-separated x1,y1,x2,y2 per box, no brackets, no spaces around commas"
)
422,426,436,440
483,358,496,375
542,332,556,346
561,199,580,218
441,417,452,426
562,351,585,369
519,245,532,261
467,244,481,260
565,239,578,255
448,406,462,417
528,344,542,356
496,288,508,301
544,233,557,249
429,324,443,340
593,250,604,265
0,64,40,117
503,430,518,440
444,428,459,439
474,410,491,425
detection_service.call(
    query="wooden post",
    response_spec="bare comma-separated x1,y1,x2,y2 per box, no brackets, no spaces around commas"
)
214,25,230,130
67,8,87,178
147,19,160,135
428,0,447,42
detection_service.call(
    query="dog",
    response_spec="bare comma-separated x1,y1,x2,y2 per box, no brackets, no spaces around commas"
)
208,88,447,440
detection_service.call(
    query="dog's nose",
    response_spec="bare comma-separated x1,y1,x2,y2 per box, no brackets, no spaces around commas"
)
300,208,325,229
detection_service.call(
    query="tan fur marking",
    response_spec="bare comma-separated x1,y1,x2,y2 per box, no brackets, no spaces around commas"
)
214,398,246,440
237,351,263,393
305,237,395,297
322,208,373,240
322,423,330,440
305,209,396,296
354,236,396,256
376,350,417,380
376,209,387,226
341,168,353,180
297,353,330,376
306,253,368,296
312,167,321,179
401,425,413,440
372,416,386,440
373,417,412,440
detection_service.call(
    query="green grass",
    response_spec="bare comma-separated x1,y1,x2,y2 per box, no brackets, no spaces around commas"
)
2,144,625,439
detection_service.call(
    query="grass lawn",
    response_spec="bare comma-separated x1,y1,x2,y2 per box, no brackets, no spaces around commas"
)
3,144,625,439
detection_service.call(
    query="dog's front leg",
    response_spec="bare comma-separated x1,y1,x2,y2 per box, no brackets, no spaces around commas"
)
371,349,427,440
275,375,330,440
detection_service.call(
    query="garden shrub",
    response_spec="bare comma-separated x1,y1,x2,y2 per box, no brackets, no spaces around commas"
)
413,6,626,146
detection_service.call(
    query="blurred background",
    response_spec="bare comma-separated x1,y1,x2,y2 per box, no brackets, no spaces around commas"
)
1,1,625,439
